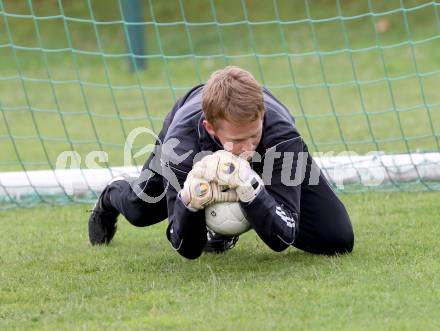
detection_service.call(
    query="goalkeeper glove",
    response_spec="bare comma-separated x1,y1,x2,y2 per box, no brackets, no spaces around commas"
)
191,150,263,203
180,173,239,211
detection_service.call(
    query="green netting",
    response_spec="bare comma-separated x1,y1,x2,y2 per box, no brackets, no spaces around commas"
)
0,0,439,209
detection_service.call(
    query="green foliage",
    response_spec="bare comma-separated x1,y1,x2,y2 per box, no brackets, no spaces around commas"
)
1,1,439,172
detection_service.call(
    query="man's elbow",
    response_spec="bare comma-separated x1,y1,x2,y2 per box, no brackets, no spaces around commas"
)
264,236,291,252
179,249,202,260
176,241,205,260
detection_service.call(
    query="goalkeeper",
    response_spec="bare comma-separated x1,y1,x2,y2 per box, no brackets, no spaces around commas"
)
88,66,354,259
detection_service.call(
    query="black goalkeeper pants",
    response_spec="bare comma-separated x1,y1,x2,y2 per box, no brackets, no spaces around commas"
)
101,154,354,255
293,173,354,254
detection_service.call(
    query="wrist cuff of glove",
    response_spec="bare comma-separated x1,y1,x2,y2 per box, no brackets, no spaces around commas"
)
236,177,263,203
178,191,198,212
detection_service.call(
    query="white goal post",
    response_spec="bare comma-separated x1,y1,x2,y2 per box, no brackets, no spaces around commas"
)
1,152,439,201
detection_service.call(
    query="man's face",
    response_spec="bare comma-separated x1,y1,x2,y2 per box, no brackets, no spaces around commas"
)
203,117,263,160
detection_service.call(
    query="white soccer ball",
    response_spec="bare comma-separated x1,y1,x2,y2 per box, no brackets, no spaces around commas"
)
205,202,251,236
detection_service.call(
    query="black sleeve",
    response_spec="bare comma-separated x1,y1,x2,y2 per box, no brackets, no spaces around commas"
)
165,184,207,260
162,159,208,260
240,136,304,252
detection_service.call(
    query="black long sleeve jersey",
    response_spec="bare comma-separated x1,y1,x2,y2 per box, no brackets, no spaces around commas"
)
149,85,311,259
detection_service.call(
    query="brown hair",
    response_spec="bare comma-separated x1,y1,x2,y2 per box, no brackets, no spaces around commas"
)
202,66,265,128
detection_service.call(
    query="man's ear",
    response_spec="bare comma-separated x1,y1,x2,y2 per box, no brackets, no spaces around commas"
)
202,119,216,136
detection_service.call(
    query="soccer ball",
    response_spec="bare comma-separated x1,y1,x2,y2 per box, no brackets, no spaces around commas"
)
205,202,251,236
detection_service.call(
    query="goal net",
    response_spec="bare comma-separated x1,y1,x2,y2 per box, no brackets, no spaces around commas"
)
0,0,439,209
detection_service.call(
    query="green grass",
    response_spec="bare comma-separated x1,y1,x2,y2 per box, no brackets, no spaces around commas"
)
1,0,440,174
1,2,439,329
1,192,439,330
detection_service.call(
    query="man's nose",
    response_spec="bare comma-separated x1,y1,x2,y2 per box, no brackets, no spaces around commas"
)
242,139,254,152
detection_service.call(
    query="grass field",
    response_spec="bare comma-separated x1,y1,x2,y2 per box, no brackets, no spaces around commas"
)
1,192,439,330
1,2,439,329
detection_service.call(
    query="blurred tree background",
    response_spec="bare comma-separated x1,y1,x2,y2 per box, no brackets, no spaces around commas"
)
0,0,439,172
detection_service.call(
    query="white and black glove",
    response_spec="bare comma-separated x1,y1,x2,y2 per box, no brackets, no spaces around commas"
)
180,173,239,211
191,150,263,203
